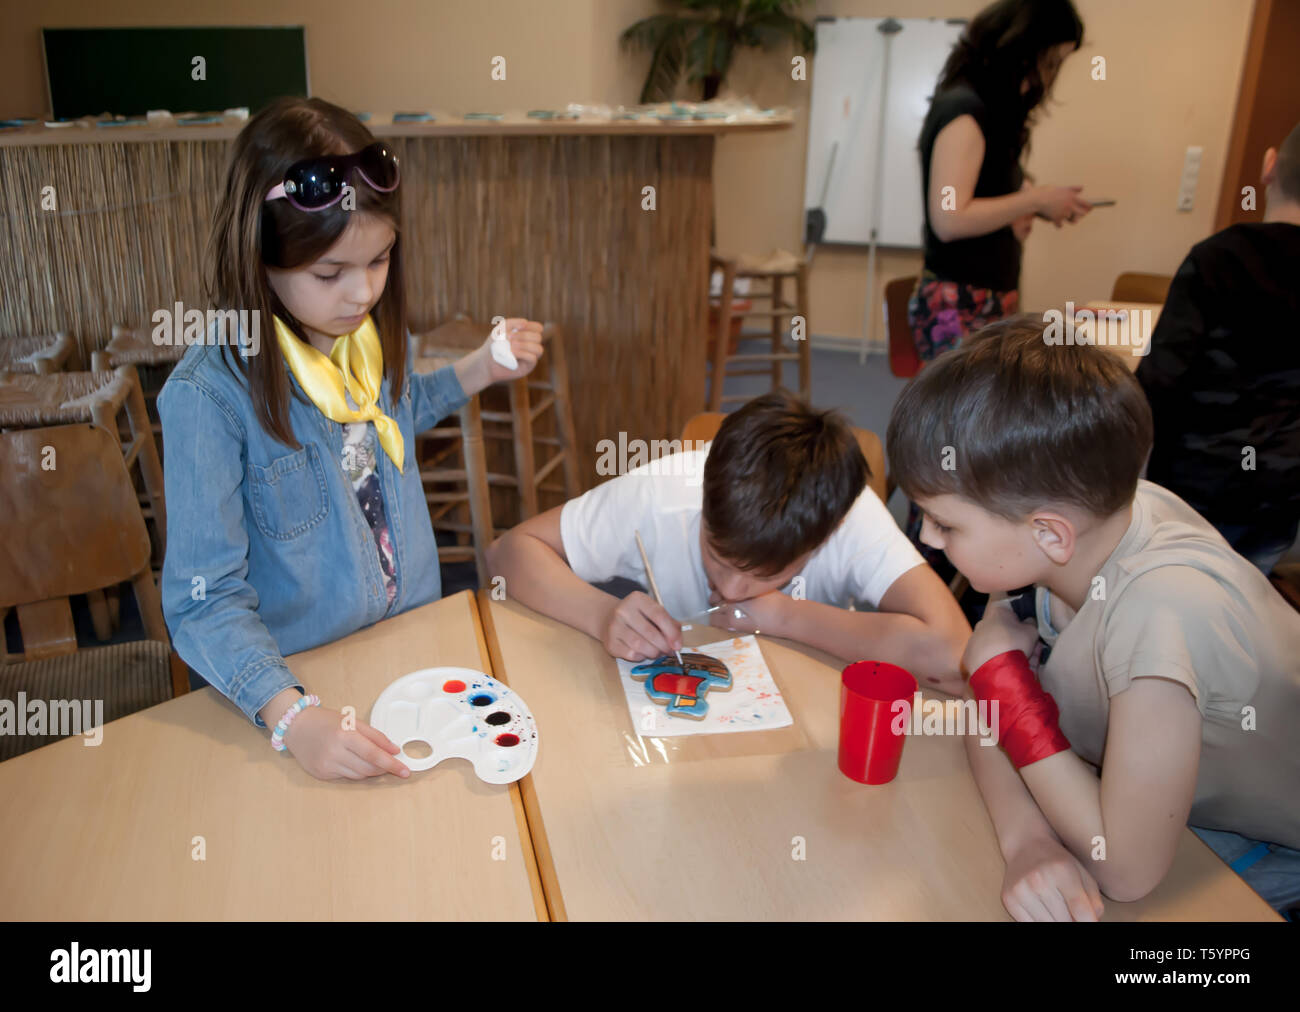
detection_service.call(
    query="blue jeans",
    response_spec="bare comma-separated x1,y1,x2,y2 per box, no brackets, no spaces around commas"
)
1191,826,1300,913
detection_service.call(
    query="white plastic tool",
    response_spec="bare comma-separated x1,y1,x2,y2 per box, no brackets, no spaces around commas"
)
490,324,519,371
369,667,537,784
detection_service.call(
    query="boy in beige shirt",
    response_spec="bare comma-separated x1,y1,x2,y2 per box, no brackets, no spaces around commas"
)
887,316,1300,920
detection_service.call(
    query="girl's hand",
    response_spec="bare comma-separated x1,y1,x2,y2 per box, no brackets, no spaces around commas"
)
1012,212,1034,242
1001,833,1105,921
484,318,544,384
282,705,412,781
962,597,1040,674
1033,184,1091,226
452,318,545,397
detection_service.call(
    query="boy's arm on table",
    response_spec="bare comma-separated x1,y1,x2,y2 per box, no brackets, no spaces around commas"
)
726,563,969,694
962,693,1106,921
965,590,1203,903
486,505,681,660
1018,676,1201,902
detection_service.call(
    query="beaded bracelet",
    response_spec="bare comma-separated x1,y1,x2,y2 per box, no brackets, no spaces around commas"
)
271,694,321,752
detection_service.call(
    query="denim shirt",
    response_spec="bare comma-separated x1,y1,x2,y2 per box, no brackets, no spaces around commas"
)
157,334,468,727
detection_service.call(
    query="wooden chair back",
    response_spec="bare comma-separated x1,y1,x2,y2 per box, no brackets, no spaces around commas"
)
1110,272,1172,304
884,276,921,378
0,424,171,663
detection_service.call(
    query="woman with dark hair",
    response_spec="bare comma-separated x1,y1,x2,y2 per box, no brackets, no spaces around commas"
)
910,0,1092,361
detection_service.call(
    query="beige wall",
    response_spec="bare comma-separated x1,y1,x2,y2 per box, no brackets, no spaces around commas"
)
5,0,1254,347
1,0,659,117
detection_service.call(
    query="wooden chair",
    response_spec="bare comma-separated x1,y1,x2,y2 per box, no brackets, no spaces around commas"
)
411,352,495,586
883,277,922,379
0,424,188,762
0,332,74,375
707,250,811,410
93,324,189,461
679,412,888,506
1110,272,1172,304
412,317,580,577
0,367,167,576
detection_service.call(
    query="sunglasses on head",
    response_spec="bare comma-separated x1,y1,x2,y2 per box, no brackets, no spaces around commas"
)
264,142,400,211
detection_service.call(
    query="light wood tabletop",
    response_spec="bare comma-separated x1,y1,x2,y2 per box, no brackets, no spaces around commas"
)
0,591,546,920
478,592,1279,922
1076,301,1164,372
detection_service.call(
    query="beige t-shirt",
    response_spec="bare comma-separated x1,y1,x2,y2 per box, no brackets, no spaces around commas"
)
1034,480,1300,849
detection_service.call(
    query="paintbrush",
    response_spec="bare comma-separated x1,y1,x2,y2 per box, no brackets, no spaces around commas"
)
634,529,685,669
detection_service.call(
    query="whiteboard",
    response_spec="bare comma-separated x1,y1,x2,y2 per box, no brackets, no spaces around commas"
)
804,17,966,249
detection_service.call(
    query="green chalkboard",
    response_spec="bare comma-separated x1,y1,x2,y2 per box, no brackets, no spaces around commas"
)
42,26,308,119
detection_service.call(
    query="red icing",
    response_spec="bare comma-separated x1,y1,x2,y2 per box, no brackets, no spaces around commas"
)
442,679,466,693
651,673,705,697
495,733,520,747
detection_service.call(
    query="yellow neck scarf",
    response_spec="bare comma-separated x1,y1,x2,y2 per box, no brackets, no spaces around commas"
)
273,314,404,472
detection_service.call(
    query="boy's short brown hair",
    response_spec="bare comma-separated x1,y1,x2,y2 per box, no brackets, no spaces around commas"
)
703,390,869,576
886,315,1153,521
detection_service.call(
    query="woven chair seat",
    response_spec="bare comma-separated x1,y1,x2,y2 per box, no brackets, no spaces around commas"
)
0,370,132,427
102,328,186,366
0,334,73,374
0,639,174,762
718,248,807,276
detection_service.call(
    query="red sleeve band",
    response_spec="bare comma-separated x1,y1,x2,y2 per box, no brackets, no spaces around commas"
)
969,649,1071,769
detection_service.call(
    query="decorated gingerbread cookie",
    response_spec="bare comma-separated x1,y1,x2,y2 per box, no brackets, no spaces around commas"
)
629,651,733,720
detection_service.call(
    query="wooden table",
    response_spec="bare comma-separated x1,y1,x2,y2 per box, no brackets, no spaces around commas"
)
0,591,545,920
479,593,1279,921
1076,301,1164,372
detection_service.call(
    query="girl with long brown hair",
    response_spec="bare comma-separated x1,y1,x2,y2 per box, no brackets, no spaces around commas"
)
158,97,542,781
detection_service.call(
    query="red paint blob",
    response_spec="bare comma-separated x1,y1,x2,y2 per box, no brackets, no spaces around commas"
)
495,733,520,748
442,680,466,693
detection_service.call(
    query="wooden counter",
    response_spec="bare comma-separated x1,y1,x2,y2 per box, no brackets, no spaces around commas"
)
0,115,792,493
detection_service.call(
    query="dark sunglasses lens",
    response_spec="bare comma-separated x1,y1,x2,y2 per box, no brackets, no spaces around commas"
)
287,161,345,207
358,144,399,190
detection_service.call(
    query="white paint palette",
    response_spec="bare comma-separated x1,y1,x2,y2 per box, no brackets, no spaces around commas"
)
369,667,538,784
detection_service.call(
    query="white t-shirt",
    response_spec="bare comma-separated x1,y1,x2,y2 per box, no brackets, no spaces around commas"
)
559,448,924,618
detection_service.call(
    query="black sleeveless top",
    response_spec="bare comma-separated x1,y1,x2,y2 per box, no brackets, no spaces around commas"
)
918,82,1025,291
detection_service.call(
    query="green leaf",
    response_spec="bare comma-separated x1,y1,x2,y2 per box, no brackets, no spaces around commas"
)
640,22,689,103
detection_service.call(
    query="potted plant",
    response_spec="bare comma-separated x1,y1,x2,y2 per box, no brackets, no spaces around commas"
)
621,0,816,103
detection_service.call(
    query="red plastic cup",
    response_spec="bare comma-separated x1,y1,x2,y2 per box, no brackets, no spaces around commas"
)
838,660,917,784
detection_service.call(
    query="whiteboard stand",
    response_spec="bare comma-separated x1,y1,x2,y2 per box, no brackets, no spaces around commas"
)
860,17,902,365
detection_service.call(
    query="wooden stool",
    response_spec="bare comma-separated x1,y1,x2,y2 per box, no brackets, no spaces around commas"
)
707,250,811,410
411,351,495,586
0,368,167,631
93,324,188,460
0,332,74,376
414,317,580,527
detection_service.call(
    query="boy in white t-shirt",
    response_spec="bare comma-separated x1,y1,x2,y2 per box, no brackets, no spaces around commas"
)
487,391,970,694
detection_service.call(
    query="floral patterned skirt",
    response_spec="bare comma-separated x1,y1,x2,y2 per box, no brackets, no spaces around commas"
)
907,268,1019,362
